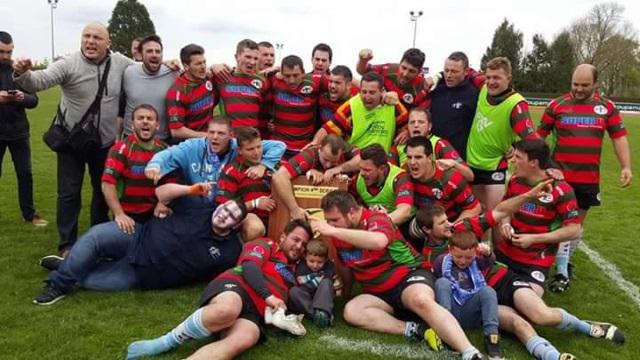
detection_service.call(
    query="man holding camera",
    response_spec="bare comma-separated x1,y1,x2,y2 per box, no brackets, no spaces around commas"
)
13,22,134,256
0,31,47,227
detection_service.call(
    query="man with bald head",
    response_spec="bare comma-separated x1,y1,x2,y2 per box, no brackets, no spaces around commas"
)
538,63,632,292
13,22,134,258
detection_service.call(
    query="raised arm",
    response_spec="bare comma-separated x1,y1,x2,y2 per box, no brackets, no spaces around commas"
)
13,57,69,93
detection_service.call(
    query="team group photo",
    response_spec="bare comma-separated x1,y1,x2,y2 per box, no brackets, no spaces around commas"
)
1,0,639,359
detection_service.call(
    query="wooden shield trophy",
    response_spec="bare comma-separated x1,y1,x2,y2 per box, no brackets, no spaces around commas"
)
268,176,349,241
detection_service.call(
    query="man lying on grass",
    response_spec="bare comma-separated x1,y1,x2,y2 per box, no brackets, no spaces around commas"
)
34,182,247,305
126,219,312,360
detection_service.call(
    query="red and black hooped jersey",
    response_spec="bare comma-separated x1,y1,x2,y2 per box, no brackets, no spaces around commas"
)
216,238,295,316
270,74,328,150
538,93,627,185
332,208,426,294
216,72,270,129
496,176,580,268
102,134,171,219
412,167,478,220
216,159,272,221
166,73,217,132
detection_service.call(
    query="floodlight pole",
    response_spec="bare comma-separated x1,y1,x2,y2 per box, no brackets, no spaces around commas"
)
275,43,284,62
409,10,423,48
48,0,59,61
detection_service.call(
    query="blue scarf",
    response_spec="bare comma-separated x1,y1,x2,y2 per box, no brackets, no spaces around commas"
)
442,254,487,306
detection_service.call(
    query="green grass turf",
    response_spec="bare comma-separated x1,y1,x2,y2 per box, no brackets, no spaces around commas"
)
0,89,638,359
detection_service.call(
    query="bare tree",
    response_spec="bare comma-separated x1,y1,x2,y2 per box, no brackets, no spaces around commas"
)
568,2,639,96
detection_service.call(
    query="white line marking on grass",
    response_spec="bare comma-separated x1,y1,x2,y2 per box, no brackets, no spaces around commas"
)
319,334,458,360
579,241,640,309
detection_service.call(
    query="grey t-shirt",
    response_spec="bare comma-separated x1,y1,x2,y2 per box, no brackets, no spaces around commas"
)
122,63,177,140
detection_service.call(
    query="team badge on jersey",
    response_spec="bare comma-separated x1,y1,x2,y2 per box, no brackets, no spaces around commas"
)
205,80,213,91
432,188,443,200
402,93,414,104
251,79,263,89
593,105,607,115
301,85,314,95
538,194,554,204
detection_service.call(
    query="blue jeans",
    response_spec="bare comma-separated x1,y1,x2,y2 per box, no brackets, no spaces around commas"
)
435,277,499,335
50,221,141,292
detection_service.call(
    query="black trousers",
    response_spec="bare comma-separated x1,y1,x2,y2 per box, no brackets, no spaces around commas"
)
288,278,335,317
56,148,110,252
0,138,35,221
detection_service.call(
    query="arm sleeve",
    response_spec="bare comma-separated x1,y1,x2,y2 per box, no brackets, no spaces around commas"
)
432,254,445,278
242,261,272,299
22,90,38,109
146,140,194,178
101,141,127,185
392,171,414,207
510,101,538,140
537,101,558,138
14,58,69,93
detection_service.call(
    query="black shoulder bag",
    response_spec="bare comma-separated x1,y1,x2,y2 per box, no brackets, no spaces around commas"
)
68,57,112,156
43,57,111,155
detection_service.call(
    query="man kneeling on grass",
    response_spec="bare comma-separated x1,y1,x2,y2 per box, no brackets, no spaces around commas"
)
126,219,312,360
33,183,247,305
312,190,485,360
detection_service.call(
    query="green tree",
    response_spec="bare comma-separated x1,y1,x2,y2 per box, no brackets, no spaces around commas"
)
547,31,576,93
481,19,524,88
521,34,552,92
107,0,156,57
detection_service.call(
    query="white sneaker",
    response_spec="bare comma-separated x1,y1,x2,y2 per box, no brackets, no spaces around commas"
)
264,307,306,336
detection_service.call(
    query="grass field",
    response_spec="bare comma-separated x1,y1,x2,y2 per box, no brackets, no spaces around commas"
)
0,88,638,359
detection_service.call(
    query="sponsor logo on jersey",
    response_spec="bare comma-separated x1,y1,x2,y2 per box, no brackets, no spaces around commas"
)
452,102,463,109
275,262,295,283
406,275,427,282
224,283,238,289
593,105,607,115
402,93,414,104
512,280,530,287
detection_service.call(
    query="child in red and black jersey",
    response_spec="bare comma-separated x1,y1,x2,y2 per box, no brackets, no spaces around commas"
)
102,104,174,234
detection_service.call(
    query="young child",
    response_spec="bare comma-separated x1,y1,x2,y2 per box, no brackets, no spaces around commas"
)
433,231,504,360
288,239,335,327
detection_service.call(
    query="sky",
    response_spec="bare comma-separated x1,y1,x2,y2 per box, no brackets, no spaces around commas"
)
2,0,639,73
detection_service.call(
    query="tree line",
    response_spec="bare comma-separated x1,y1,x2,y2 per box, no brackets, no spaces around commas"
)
480,2,640,98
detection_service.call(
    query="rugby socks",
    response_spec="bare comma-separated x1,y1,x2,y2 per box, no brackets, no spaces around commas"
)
461,347,482,360
126,308,211,359
526,335,561,360
556,309,592,335
555,241,572,278
404,321,420,338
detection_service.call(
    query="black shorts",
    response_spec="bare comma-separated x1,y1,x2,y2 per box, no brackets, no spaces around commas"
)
199,278,265,338
495,252,549,287
493,270,533,307
568,182,600,210
372,269,434,321
470,167,507,185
